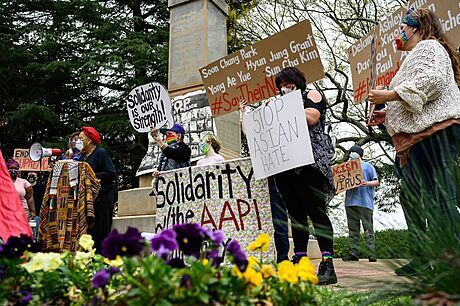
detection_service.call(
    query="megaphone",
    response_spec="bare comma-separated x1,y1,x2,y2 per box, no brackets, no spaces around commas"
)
29,143,62,162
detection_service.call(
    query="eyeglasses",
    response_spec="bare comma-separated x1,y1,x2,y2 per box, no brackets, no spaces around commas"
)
8,169,18,175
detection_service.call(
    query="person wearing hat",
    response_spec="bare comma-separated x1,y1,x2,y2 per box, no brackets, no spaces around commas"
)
151,123,191,177
343,145,379,262
79,126,116,252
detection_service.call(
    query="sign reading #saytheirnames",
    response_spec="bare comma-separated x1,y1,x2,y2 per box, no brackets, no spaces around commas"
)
200,20,325,117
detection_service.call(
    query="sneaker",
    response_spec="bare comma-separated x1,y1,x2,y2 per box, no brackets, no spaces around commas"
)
368,257,377,262
342,253,359,261
317,258,338,285
292,252,307,264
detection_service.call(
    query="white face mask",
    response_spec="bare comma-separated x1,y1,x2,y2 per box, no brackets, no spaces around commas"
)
280,85,296,95
75,140,84,151
349,152,360,160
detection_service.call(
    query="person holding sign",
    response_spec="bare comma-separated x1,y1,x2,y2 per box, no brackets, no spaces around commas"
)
342,145,379,263
150,123,191,177
273,67,336,285
368,8,460,276
196,133,224,166
79,126,117,253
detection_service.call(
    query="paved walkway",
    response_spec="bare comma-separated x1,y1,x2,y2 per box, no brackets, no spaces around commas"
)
311,259,411,290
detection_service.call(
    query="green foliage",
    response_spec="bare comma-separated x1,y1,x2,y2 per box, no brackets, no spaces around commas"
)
0,0,170,190
334,229,410,259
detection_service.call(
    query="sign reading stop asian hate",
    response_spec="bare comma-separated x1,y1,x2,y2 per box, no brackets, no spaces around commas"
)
348,0,460,103
153,158,275,259
200,20,324,117
332,159,363,194
13,149,51,171
127,82,174,132
243,90,314,179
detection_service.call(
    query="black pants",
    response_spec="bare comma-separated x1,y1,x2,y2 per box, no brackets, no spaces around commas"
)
89,187,115,253
275,166,334,254
395,125,460,237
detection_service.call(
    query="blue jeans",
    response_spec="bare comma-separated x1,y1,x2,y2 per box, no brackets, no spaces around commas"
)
268,177,289,262
395,124,460,237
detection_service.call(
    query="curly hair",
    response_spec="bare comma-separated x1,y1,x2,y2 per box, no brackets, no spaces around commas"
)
413,8,460,85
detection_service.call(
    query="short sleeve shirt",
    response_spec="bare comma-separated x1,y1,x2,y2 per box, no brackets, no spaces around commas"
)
345,161,378,210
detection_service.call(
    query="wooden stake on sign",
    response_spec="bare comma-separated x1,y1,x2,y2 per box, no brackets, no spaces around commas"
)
367,36,377,125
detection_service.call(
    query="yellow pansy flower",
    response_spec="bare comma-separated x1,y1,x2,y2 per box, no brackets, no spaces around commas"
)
104,255,124,267
243,267,263,287
23,252,63,273
277,260,298,284
79,234,94,251
247,234,270,252
202,258,209,266
260,264,275,279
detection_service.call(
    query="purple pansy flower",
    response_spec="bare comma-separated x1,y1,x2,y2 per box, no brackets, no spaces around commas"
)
17,290,33,306
203,228,225,246
173,223,205,258
227,240,248,272
92,269,111,288
101,227,143,260
180,274,193,289
166,257,186,268
0,234,40,259
150,229,178,259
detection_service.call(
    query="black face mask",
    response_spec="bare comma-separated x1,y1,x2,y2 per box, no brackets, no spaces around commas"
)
27,176,36,184
9,169,18,179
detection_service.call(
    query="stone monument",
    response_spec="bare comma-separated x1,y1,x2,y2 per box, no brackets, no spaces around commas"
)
114,0,241,232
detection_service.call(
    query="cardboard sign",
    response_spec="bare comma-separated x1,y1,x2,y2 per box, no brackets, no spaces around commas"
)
200,20,325,117
153,158,275,259
127,82,174,132
349,0,460,103
13,149,51,171
332,159,363,194
136,90,215,176
243,90,314,179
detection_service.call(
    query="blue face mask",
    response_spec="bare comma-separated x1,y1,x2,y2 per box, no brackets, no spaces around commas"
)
349,152,360,160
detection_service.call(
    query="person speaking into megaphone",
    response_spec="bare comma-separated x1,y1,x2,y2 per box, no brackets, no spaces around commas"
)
78,126,116,253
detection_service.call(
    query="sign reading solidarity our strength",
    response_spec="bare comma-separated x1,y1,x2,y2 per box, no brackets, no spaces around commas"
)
13,149,51,171
153,158,275,259
348,0,460,103
127,82,174,132
332,159,363,194
243,90,314,179
200,20,324,117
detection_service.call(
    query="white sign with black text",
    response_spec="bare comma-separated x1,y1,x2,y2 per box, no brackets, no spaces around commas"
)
127,82,174,133
244,90,314,179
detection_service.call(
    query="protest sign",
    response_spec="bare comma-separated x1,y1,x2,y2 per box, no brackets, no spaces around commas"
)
153,158,275,259
136,90,215,176
200,20,324,117
349,0,460,103
127,82,174,132
332,159,363,194
243,90,314,179
13,149,50,171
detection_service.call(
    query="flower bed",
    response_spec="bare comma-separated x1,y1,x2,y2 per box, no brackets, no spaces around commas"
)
0,224,323,305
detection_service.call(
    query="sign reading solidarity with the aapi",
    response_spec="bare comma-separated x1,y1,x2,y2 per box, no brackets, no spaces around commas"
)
13,149,51,171
348,0,460,103
200,20,324,117
332,159,363,194
243,90,314,179
127,82,174,132
153,158,275,259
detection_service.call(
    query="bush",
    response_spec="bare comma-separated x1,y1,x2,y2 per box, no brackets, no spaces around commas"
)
334,229,410,259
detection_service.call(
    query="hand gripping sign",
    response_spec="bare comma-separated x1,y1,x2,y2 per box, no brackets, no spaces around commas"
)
127,82,174,132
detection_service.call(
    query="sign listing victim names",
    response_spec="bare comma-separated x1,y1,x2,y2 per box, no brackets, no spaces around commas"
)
200,20,325,117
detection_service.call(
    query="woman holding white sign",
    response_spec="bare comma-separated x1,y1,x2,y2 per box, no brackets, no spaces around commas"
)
274,67,337,285
368,8,460,276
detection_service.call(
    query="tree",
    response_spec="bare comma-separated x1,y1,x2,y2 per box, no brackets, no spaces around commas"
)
0,0,169,189
231,0,404,210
